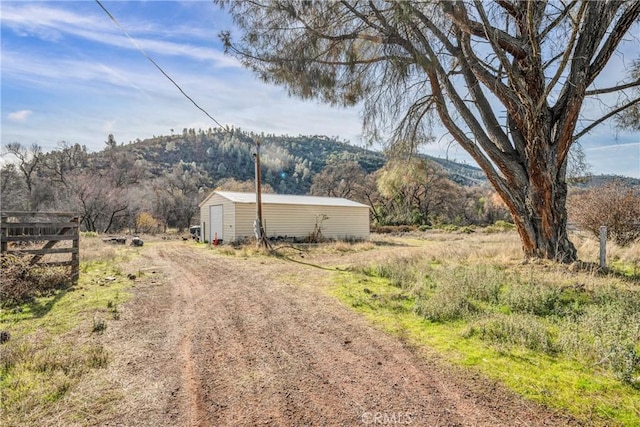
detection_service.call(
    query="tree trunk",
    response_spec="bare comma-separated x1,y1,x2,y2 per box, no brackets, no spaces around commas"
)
511,180,577,263
500,131,578,263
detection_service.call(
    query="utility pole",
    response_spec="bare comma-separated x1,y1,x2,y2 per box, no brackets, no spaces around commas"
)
253,139,268,248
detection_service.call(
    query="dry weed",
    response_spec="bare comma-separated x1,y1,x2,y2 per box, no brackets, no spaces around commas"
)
79,236,118,263
1,255,70,305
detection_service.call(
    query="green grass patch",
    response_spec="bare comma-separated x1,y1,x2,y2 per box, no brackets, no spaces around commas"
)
0,259,133,426
329,267,640,426
609,259,640,279
483,220,516,233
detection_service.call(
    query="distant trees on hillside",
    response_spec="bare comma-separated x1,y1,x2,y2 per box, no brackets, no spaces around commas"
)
1,140,211,233
216,178,274,194
310,160,367,199
310,157,511,227
2,130,517,233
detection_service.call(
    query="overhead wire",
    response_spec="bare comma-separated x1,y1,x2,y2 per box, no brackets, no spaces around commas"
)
95,0,224,129
96,1,276,250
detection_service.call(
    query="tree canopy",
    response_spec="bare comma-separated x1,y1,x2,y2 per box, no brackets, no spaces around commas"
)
219,0,640,262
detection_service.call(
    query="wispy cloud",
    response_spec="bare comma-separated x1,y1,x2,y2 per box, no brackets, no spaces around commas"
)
585,142,640,151
8,110,32,122
1,3,240,68
1,49,151,96
1,3,103,41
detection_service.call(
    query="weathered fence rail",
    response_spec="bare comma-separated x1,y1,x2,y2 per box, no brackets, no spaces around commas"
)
1,212,79,282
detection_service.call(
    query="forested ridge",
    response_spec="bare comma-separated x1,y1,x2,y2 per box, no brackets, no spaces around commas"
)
120,128,387,194
104,127,486,192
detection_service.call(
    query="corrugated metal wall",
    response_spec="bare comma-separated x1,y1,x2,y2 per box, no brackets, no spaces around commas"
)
201,192,370,243
236,203,369,241
235,203,255,239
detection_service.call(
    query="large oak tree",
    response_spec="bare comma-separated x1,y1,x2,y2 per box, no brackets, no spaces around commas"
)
219,0,640,262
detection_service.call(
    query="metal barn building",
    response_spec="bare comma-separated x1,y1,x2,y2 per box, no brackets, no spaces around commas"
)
199,191,370,243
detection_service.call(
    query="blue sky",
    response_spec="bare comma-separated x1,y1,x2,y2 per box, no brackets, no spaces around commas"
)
1,1,639,178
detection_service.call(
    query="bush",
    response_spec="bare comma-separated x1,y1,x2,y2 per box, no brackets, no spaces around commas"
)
484,220,516,234
135,212,159,234
558,303,640,387
415,288,478,321
414,265,505,321
362,253,427,288
465,313,555,354
437,224,475,234
568,181,640,246
92,318,107,333
1,255,71,305
502,281,562,316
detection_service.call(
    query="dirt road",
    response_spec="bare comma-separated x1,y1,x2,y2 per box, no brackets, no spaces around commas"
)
102,242,574,426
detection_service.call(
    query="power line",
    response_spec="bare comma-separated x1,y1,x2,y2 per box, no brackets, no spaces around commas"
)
95,0,224,129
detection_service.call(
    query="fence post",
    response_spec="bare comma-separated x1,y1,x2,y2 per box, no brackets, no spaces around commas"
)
1,215,6,253
599,225,607,268
71,217,80,283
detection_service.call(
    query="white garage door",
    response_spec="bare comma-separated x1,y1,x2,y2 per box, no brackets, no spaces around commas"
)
209,205,224,242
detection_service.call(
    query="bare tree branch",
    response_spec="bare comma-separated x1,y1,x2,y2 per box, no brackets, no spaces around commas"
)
443,1,527,59
585,79,640,96
573,97,640,141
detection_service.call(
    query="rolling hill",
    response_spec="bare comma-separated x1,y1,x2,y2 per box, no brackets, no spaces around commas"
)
99,128,488,194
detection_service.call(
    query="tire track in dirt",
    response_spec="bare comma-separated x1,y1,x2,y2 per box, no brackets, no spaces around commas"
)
125,242,576,426
155,246,209,427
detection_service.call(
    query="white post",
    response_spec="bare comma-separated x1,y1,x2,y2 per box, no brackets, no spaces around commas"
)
599,226,607,268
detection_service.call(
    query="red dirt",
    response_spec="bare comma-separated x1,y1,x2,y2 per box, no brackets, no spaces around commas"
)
99,241,576,426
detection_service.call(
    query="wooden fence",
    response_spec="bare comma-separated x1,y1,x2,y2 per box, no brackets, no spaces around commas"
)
1,212,80,282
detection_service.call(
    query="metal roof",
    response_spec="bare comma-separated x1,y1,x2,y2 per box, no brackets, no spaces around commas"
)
213,191,370,208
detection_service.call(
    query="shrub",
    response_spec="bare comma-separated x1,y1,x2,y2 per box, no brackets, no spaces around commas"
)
135,212,159,234
437,265,504,304
415,288,478,322
465,313,555,354
484,220,516,234
502,281,562,316
558,303,640,387
414,265,505,321
437,224,475,234
568,181,640,246
441,224,460,233
361,253,429,288
1,255,70,305
459,225,476,234
92,318,107,333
